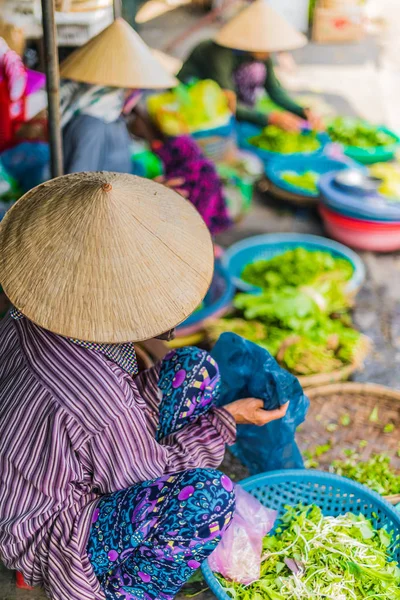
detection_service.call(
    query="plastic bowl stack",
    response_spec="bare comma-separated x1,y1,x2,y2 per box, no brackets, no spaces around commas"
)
319,170,400,252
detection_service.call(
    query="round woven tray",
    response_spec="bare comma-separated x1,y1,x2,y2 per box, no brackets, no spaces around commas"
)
297,334,370,388
258,177,319,208
298,382,400,505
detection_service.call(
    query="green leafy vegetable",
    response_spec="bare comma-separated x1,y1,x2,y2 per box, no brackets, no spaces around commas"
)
331,453,400,496
250,125,321,154
340,413,351,426
207,248,366,378
218,505,400,599
241,248,353,291
281,170,319,194
384,423,395,434
328,116,397,148
369,163,400,201
369,406,379,423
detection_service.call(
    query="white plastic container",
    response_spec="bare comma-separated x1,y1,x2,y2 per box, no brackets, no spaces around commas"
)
267,0,310,33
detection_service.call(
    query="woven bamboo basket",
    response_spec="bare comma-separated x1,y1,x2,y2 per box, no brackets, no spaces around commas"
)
298,382,400,505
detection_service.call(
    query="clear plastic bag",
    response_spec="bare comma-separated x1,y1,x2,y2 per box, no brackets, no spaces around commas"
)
208,485,276,585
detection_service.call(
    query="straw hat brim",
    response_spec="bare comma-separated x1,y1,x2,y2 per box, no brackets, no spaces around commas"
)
215,0,307,53
60,18,177,89
0,173,214,343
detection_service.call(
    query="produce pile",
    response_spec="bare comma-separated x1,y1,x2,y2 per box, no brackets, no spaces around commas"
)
328,117,397,149
249,126,321,155
369,163,400,201
208,249,368,377
280,170,319,194
332,452,400,496
219,505,400,599
147,80,231,136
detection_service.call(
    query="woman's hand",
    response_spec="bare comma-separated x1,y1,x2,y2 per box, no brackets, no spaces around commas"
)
224,398,289,426
304,109,325,131
269,111,304,132
154,176,189,198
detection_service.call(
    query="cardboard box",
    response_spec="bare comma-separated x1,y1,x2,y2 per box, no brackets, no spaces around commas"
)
312,5,365,43
0,19,26,55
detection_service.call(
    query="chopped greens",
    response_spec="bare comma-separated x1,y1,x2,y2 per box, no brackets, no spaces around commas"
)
241,248,353,291
207,249,366,377
370,163,400,201
328,117,397,149
331,452,400,496
218,505,400,599
249,126,321,155
280,170,319,194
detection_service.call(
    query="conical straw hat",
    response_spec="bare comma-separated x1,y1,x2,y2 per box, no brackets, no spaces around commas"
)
0,173,213,343
151,49,182,76
60,18,177,89
215,0,307,53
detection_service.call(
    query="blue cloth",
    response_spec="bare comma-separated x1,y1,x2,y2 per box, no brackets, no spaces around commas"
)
1,142,50,192
211,333,309,474
87,347,235,600
63,114,132,174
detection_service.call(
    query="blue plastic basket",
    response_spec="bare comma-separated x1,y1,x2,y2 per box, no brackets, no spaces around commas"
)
202,470,400,599
266,155,351,198
177,262,235,337
1,142,50,192
222,233,366,295
237,123,328,165
319,171,400,223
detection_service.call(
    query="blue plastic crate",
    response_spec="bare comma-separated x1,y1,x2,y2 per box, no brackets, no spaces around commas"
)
203,469,400,600
222,233,366,295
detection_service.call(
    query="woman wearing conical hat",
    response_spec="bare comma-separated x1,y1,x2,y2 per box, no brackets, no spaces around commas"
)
58,18,231,235
0,173,287,600
178,0,323,132
59,18,175,174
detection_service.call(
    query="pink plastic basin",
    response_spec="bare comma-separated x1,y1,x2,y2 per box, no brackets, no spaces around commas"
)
319,205,400,252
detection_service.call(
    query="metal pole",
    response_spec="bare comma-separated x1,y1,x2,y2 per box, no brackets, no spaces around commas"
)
41,0,63,178
114,0,122,19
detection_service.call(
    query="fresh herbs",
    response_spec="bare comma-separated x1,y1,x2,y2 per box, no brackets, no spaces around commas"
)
219,505,400,599
328,117,397,149
241,248,353,291
249,126,321,155
331,452,400,496
369,163,400,201
207,249,366,377
280,170,319,194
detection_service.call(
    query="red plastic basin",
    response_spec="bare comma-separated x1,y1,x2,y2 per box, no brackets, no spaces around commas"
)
319,205,400,252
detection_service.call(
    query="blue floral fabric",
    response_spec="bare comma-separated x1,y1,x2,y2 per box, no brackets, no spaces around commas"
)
87,347,234,600
211,332,309,474
157,348,220,441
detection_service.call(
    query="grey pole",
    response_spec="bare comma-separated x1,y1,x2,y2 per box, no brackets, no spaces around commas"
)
114,0,123,19
41,0,63,178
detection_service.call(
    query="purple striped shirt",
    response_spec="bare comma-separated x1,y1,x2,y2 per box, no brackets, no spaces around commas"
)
0,314,235,599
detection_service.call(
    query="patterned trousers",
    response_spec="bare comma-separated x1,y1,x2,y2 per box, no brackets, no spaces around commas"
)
87,348,235,600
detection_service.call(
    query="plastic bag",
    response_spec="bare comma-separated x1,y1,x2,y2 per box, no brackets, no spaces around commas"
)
147,80,231,136
211,332,309,474
208,485,276,585
1,141,50,192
